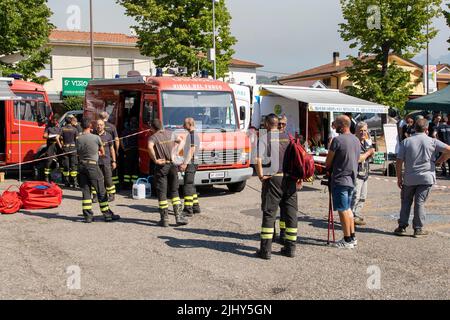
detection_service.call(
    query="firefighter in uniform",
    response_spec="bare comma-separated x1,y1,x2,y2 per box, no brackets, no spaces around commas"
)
76,118,120,223
96,120,117,202
72,116,83,134
148,119,188,227
43,115,62,182
121,117,140,189
99,112,121,188
255,114,300,259
61,115,80,188
438,121,450,176
179,118,201,216
276,115,288,244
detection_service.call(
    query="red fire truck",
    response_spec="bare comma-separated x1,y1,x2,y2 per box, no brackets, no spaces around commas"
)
84,76,253,192
0,77,53,170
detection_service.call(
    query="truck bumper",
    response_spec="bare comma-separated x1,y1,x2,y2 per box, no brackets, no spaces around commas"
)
178,167,254,186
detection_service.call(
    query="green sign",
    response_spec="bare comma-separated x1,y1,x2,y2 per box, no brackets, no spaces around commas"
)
62,78,90,97
274,104,282,116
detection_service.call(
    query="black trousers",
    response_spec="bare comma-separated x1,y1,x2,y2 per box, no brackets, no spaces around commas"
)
62,146,78,180
260,176,298,243
124,148,139,184
183,164,198,209
79,162,110,215
442,159,450,175
155,164,180,210
45,143,59,176
99,164,116,195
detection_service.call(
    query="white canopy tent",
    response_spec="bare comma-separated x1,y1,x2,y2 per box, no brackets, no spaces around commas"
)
261,85,389,114
253,85,389,148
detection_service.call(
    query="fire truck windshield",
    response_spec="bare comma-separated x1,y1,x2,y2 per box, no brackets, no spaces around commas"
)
161,91,237,131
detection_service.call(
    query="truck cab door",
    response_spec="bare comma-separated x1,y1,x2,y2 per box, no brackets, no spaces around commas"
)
9,94,49,163
140,93,159,174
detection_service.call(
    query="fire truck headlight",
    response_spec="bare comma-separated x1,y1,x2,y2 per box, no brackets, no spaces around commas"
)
239,150,249,163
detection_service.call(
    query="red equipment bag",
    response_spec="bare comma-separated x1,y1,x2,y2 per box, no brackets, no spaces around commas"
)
283,134,315,181
19,181,62,210
0,186,23,215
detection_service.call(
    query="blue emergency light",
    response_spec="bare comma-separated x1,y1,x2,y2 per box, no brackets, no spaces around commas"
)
8,73,23,80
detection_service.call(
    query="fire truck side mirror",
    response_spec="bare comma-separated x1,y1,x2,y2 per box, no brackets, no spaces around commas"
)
240,106,246,121
37,114,46,125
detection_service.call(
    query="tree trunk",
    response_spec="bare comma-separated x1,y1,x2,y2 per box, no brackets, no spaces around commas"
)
381,44,390,78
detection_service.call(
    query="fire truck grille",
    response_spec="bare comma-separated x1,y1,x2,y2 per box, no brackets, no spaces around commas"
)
197,149,242,165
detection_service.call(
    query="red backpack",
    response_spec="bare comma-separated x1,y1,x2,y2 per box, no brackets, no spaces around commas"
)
19,181,62,210
283,134,315,181
0,186,23,215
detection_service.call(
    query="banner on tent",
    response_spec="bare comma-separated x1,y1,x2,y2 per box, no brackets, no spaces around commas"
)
309,104,388,114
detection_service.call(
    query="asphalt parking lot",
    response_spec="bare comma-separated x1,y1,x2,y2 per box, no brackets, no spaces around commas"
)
0,168,449,300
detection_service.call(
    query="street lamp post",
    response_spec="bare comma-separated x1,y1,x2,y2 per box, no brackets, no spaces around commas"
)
90,0,94,79
426,4,430,95
212,0,219,80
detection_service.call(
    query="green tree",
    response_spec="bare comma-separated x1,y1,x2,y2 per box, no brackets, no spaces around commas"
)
339,0,442,111
118,0,237,78
62,96,84,112
0,0,54,83
445,2,450,49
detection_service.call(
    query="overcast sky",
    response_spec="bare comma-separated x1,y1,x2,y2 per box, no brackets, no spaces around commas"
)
47,0,450,76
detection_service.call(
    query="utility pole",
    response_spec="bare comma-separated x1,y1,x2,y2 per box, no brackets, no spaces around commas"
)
212,0,218,80
426,4,429,95
90,0,95,79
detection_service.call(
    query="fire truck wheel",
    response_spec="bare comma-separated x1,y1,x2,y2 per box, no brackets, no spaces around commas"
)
226,181,247,193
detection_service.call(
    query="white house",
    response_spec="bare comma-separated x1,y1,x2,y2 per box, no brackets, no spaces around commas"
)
1,29,263,103
37,30,154,103
225,58,264,86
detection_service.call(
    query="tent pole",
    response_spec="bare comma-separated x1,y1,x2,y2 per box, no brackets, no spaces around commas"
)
305,104,309,150
18,110,22,183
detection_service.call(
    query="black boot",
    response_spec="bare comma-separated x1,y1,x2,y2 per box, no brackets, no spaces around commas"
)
158,209,169,227
63,176,71,188
183,206,194,217
278,229,286,245
104,209,120,222
83,210,94,223
193,204,201,214
70,177,79,189
108,193,115,202
92,193,98,203
174,204,189,226
281,241,296,258
256,239,272,260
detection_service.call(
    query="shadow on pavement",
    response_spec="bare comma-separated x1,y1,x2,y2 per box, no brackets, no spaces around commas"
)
174,228,259,241
158,235,257,258
298,236,331,247
21,210,83,223
298,215,395,237
21,210,160,227
116,204,159,214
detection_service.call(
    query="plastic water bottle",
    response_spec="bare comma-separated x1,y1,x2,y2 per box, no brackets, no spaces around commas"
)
145,176,153,198
132,178,147,200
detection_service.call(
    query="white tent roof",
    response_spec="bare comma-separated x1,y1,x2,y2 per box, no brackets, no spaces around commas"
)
0,78,21,101
261,85,389,114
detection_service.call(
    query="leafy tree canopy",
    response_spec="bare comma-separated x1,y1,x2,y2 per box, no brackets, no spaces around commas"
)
0,0,54,83
445,2,450,49
118,0,237,78
339,0,442,112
